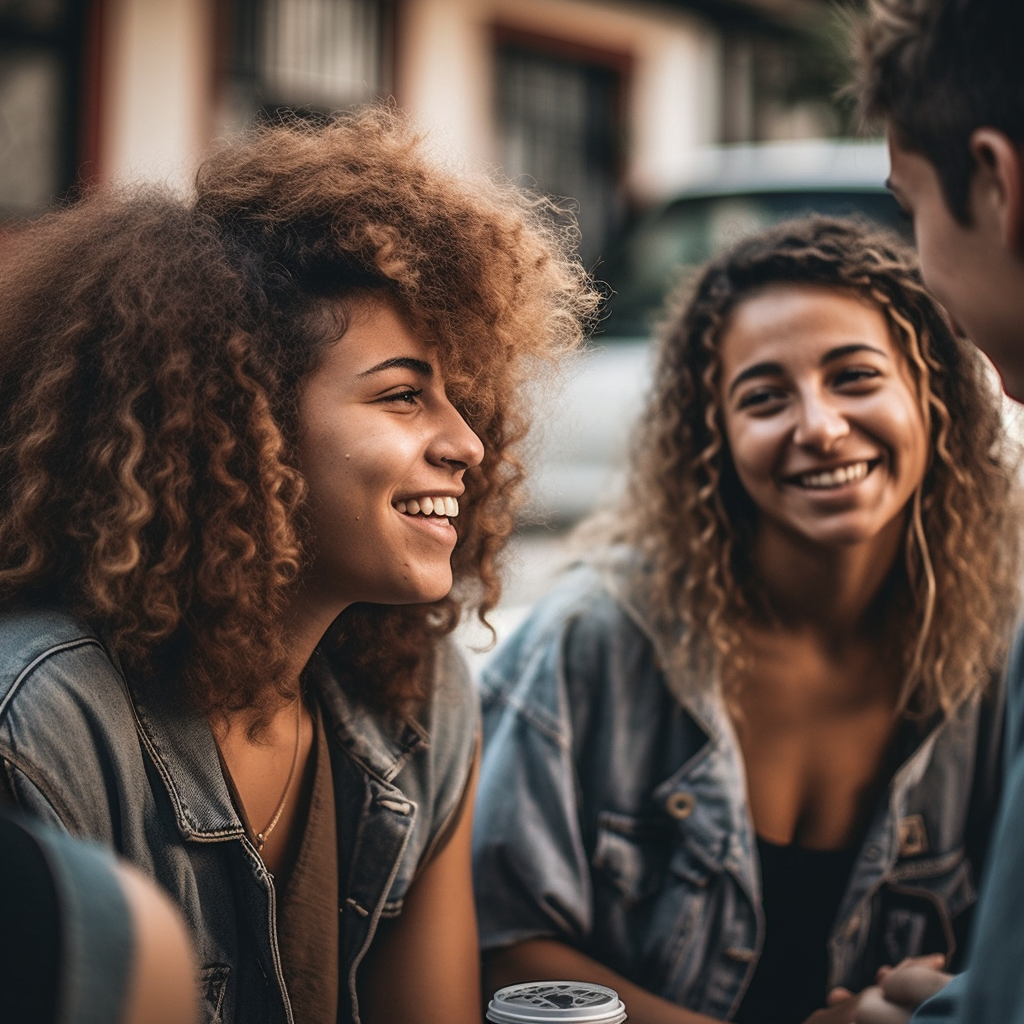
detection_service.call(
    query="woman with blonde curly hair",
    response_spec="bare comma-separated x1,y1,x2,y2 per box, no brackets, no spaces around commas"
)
473,217,1022,1024
0,107,595,1024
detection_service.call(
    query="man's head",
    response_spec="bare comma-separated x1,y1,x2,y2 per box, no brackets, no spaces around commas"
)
856,0,1024,398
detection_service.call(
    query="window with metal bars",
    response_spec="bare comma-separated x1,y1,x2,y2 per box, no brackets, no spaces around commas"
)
495,32,628,269
227,0,391,122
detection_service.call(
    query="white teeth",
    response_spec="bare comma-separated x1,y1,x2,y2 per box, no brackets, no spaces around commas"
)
394,496,460,518
799,461,870,489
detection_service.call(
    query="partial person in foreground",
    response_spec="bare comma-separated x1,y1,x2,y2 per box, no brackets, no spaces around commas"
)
0,810,199,1024
472,216,1022,1024
852,0,1024,1020
0,107,596,1024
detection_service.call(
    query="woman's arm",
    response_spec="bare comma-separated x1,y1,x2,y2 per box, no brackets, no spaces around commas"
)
483,938,723,1024
359,749,482,1024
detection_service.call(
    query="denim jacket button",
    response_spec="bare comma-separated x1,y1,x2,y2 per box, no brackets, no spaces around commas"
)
665,792,696,820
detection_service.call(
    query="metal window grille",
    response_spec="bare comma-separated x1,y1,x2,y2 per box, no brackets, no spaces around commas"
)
496,42,623,267
234,0,387,115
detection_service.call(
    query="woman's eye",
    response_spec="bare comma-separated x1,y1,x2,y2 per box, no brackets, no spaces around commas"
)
737,388,783,412
834,367,880,387
377,388,423,405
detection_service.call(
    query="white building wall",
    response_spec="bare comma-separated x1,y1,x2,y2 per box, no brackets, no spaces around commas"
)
397,0,494,167
99,0,213,189
92,0,723,201
397,0,723,199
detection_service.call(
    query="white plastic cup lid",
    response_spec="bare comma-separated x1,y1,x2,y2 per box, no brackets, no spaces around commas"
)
485,981,627,1024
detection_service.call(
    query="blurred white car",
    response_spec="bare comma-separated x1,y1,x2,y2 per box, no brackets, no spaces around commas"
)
523,138,904,527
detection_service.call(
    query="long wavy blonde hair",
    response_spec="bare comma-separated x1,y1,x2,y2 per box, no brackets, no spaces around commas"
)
0,106,598,725
601,216,1021,716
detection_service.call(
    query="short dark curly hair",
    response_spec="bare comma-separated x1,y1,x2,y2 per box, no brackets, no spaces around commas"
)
854,0,1024,223
603,215,1021,716
0,106,598,725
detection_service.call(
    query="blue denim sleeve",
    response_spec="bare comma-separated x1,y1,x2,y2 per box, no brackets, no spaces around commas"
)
472,581,597,953
912,622,1024,1024
911,972,962,1022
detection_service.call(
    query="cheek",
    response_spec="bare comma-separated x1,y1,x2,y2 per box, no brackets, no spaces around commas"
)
727,421,780,481
884,401,929,484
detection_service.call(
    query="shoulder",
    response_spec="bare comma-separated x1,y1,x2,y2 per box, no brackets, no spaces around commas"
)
0,607,112,703
479,549,667,745
400,637,478,814
482,550,650,692
0,607,137,833
0,810,135,1024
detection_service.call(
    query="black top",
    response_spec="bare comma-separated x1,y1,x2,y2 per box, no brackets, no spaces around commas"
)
734,834,858,1024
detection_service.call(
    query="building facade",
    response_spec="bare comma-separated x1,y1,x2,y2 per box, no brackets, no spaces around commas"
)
0,0,834,260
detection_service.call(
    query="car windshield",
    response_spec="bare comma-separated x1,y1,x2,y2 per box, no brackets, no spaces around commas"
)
599,189,910,339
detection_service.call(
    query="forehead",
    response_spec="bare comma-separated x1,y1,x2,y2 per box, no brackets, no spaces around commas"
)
719,284,897,372
320,296,438,375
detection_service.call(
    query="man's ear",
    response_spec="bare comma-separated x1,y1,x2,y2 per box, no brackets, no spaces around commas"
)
969,128,1024,254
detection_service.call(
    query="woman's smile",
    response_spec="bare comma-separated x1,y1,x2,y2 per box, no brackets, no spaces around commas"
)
392,493,462,542
782,458,881,490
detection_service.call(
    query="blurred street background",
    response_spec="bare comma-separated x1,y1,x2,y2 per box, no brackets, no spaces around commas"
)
1,0,889,653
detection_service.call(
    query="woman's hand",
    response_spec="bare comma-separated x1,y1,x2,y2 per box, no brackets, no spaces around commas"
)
803,955,949,1024
854,957,952,1024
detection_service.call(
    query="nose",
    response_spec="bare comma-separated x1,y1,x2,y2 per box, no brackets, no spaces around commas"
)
793,391,849,452
430,401,485,471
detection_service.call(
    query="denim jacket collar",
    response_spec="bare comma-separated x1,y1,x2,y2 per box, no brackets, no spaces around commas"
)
128,672,245,842
125,648,428,844
586,546,966,902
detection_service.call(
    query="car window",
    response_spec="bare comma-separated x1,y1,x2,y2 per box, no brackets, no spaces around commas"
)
599,190,910,339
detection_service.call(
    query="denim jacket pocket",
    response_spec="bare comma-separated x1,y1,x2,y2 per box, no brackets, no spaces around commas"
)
592,811,672,906
198,963,230,1024
873,848,977,970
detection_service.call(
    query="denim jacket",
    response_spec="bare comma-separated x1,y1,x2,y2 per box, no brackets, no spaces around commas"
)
0,607,477,1024
912,621,1024,1024
473,550,1003,1021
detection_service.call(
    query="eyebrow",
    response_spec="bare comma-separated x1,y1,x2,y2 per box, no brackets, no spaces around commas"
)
357,356,434,378
727,343,889,397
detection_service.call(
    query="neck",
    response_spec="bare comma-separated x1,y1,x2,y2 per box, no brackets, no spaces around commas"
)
280,586,352,686
749,520,904,636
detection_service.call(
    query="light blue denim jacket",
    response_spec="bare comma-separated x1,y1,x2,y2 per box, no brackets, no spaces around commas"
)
0,607,477,1024
473,550,1003,1021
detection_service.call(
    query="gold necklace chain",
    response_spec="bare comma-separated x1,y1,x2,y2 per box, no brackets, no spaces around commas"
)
254,696,303,852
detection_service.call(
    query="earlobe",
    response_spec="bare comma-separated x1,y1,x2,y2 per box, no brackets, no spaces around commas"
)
969,128,1024,254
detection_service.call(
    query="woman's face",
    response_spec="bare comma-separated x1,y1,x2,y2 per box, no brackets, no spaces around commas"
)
295,298,484,618
717,283,929,555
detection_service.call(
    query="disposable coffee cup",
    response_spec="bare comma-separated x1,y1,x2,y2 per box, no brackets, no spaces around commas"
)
486,981,627,1024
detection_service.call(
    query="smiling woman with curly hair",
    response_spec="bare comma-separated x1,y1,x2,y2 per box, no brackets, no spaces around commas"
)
473,216,1023,1024
0,107,597,1024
